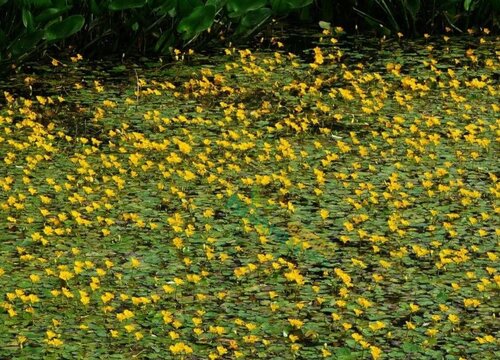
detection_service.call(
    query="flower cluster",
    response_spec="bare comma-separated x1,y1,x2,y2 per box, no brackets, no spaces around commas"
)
0,31,498,359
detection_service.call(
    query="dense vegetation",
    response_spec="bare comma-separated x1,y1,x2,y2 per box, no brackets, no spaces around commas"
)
0,31,498,358
1,0,499,64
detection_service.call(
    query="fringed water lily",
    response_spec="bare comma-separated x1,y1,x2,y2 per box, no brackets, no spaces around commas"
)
0,32,498,359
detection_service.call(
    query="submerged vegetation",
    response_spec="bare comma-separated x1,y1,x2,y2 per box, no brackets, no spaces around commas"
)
0,29,499,359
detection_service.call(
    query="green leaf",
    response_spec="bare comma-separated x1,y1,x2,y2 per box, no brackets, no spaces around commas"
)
206,0,226,6
35,7,72,23
335,347,355,359
319,20,331,29
32,0,52,8
44,15,85,41
288,0,313,8
402,342,421,352
227,0,267,14
463,0,472,11
177,5,215,40
22,9,34,31
240,7,271,28
90,0,103,15
154,0,177,14
270,0,312,14
177,0,203,17
405,0,421,20
10,30,44,58
0,0,8,6
270,0,290,13
108,0,147,11
154,31,175,53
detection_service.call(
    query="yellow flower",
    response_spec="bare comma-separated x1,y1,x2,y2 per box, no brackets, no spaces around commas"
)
101,292,114,304
448,314,460,324
59,271,74,281
116,309,134,322
406,321,416,330
426,328,438,337
463,298,481,308
288,319,304,329
369,321,386,331
130,258,140,268
476,335,495,344
284,269,305,285
370,345,382,359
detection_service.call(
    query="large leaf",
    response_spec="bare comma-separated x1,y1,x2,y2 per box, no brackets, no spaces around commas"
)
108,0,147,11
44,15,85,41
35,6,72,23
206,0,227,6
177,0,203,17
0,0,8,6
241,7,272,27
10,30,44,58
178,5,216,40
270,0,312,14
31,0,53,8
227,0,267,14
235,6,271,36
153,0,177,14
90,0,104,15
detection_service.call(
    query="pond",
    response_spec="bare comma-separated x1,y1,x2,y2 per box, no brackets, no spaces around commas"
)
0,32,498,359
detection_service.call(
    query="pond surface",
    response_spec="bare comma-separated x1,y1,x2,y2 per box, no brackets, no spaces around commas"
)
0,33,498,359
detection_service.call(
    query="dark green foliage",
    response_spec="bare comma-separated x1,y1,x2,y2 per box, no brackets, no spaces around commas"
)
0,0,312,64
0,0,498,65
177,5,216,40
313,0,499,35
